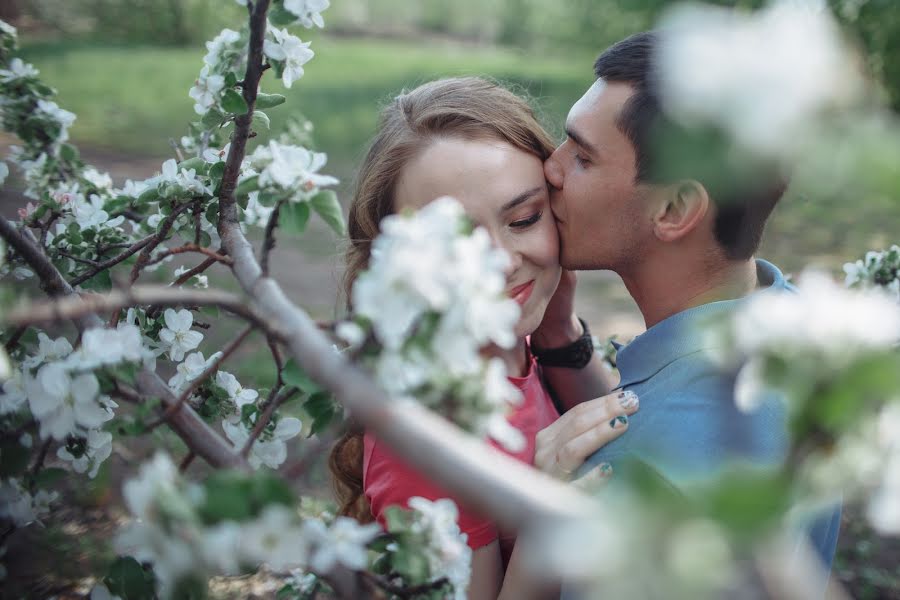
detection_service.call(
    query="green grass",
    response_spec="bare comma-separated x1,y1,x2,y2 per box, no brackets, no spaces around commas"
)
19,36,594,175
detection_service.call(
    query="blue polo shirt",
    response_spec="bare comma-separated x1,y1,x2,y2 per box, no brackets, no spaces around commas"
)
579,259,840,582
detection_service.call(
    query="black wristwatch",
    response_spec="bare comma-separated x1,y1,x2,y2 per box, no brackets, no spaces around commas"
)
532,317,594,369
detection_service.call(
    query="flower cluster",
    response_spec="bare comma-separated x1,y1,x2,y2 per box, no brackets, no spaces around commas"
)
342,197,525,449
376,497,471,600
114,452,379,598
656,1,863,159
245,140,338,203
0,478,58,527
843,244,900,302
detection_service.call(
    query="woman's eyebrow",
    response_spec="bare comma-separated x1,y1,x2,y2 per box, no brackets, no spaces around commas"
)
500,186,544,212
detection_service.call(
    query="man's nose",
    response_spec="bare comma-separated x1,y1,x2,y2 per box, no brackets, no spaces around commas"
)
544,151,563,191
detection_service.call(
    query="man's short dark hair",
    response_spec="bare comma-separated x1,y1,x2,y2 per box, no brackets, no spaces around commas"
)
593,31,784,261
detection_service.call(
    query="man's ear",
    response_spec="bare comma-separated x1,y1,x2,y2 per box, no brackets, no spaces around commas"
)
651,180,710,242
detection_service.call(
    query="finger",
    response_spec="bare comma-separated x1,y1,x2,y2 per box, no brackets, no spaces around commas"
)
605,389,639,416
556,390,639,440
572,462,613,493
555,412,631,474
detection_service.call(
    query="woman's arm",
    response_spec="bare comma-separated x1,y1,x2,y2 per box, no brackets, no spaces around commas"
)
468,540,559,600
531,271,618,412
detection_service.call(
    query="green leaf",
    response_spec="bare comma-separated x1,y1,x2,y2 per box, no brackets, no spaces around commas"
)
200,305,220,319
222,88,249,115
205,201,219,226
137,185,160,204
60,143,80,163
282,359,323,395
224,71,238,88
177,157,206,174
303,391,338,435
198,473,254,523
81,268,112,292
256,93,286,109
104,556,156,600
252,110,270,130
200,108,225,129
309,190,345,235
235,175,260,197
0,440,31,477
268,4,298,26
280,201,310,235
108,362,139,386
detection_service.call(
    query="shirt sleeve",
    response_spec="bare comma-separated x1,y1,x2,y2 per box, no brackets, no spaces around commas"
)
365,440,498,550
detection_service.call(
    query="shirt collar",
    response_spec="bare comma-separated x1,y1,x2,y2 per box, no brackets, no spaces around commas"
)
615,259,787,388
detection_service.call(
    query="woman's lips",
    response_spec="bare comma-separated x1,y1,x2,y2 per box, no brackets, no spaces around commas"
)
507,280,535,306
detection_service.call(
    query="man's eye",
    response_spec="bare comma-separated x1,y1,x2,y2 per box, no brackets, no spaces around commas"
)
575,154,590,167
510,212,542,228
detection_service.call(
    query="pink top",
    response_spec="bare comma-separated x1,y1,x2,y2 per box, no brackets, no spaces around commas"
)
363,352,559,563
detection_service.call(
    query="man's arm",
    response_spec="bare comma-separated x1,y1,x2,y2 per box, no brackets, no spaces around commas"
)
531,270,617,412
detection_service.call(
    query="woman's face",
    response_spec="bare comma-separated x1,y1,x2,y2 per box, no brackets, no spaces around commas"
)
394,137,561,339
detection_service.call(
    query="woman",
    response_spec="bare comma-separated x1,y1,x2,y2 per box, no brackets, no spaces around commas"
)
330,77,638,598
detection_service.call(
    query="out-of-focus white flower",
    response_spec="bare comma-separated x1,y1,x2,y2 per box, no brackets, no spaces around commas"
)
118,178,148,199
0,478,57,526
67,324,149,370
287,570,318,594
657,1,863,158
0,19,17,40
122,451,179,520
22,332,72,369
404,497,471,598
157,159,212,197
25,364,112,440
168,351,221,393
222,417,302,469
250,141,337,196
242,191,274,227
0,370,26,415
0,162,7,186
263,27,314,88
57,428,114,478
89,583,122,600
115,520,197,599
35,99,75,144
284,0,330,29
240,505,308,570
203,28,242,68
304,516,380,572
189,65,226,115
843,245,900,303
0,57,38,82
867,403,900,534
82,167,113,190
335,321,366,349
665,519,736,589
216,370,259,421
200,521,243,575
158,309,204,362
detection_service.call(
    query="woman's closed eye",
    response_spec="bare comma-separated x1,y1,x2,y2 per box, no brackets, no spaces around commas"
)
510,211,543,229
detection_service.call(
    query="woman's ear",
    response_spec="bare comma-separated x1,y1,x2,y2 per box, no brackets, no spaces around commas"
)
651,180,710,243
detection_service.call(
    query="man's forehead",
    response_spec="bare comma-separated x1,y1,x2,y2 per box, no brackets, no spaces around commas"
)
568,79,633,129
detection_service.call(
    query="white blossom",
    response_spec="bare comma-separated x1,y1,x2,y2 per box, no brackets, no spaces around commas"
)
122,451,180,521
158,309,204,362
284,0,330,29
843,245,900,302
157,158,212,197
89,584,122,600
82,167,113,191
0,19,17,41
406,497,471,599
115,520,198,598
215,370,259,421
250,141,337,197
242,191,274,227
0,478,57,527
57,428,114,478
0,370,26,415
199,521,243,575
203,28,242,68
0,162,7,186
304,516,380,572
173,265,209,289
0,58,37,83
239,505,308,570
168,351,221,392
656,1,863,158
189,65,225,115
22,332,73,369
35,99,76,144
867,403,900,534
72,193,124,230
335,321,365,349
119,178,149,199
263,27,314,88
25,364,112,440
222,417,302,469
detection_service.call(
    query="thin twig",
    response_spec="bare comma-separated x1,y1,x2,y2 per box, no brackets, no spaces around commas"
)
193,200,202,245
69,233,156,287
171,255,219,287
144,243,233,268
170,138,185,163
179,450,196,472
57,249,100,267
241,386,298,457
129,202,194,284
144,325,254,430
4,325,29,353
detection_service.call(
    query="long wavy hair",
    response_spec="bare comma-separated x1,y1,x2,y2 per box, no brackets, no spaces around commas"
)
329,76,556,522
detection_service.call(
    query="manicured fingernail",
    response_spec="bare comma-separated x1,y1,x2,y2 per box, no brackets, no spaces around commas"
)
598,463,613,477
618,390,638,409
609,414,628,428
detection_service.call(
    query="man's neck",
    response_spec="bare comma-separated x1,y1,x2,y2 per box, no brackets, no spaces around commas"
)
622,256,759,329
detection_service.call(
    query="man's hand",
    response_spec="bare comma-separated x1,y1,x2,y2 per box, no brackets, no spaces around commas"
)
534,390,638,480
532,269,581,349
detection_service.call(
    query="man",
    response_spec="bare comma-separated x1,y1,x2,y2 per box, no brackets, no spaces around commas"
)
530,30,840,584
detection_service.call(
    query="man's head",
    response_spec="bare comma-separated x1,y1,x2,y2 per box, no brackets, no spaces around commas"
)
544,31,785,272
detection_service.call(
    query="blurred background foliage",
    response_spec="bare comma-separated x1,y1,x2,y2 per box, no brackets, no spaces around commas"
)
0,2,898,595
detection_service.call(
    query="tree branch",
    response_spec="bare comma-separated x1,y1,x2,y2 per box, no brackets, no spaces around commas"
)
129,201,194,284
260,198,284,275
0,217,249,471
144,243,233,267
69,233,156,287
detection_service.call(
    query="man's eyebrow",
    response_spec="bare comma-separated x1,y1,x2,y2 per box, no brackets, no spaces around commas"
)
500,186,544,212
565,126,598,157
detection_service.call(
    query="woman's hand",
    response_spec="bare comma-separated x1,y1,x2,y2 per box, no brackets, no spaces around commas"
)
534,390,638,480
531,269,580,349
